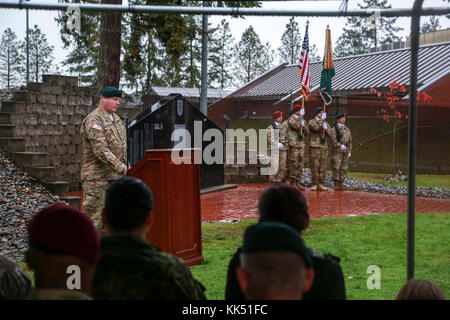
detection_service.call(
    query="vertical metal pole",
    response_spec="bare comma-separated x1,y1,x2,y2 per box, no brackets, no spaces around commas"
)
200,0,208,116
26,8,29,84
407,0,423,281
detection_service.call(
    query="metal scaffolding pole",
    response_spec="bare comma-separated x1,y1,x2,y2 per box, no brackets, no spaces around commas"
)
407,0,424,281
200,1,208,116
1,1,449,17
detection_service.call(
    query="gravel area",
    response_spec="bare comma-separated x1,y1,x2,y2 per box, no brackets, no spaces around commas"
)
299,169,450,199
0,150,66,262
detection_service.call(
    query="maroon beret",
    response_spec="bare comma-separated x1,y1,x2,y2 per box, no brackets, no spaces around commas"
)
27,204,100,265
272,111,282,119
293,104,302,112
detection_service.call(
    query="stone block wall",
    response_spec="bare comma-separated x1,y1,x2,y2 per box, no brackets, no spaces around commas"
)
6,75,143,190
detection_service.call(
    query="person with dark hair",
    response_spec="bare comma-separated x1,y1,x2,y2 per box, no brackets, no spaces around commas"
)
266,111,287,183
236,222,314,300
25,204,100,300
0,255,32,300
225,184,346,300
308,106,331,191
396,279,445,300
284,104,309,190
92,176,206,300
330,113,352,190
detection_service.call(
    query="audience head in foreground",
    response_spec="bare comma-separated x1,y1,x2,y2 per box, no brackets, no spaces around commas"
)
92,176,206,300
102,175,154,236
0,255,32,300
26,204,100,300
397,279,445,300
258,183,309,234
237,222,314,300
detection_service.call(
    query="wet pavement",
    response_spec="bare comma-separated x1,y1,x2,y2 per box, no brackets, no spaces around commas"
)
200,183,450,222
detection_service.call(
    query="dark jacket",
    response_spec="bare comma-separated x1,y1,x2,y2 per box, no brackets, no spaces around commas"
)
92,236,206,300
225,246,346,300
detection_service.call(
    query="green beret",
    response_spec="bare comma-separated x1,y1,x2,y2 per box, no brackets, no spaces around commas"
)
336,113,346,119
314,107,323,115
242,222,313,268
101,86,124,98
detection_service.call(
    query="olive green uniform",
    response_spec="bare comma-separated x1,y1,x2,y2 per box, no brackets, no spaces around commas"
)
92,236,206,300
308,117,332,186
27,289,92,300
330,124,352,184
285,114,309,184
80,107,127,231
267,121,287,183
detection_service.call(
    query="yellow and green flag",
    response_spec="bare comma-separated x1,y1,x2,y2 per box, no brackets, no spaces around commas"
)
319,27,335,105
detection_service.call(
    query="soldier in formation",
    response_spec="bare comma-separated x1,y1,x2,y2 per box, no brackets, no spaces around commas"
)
267,111,287,183
308,107,331,191
284,104,309,190
330,113,352,190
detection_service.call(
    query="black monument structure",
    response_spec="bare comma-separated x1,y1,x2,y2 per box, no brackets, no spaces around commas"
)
127,94,224,189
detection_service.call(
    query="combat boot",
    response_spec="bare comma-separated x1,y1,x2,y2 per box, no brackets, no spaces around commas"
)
296,181,306,191
310,185,318,191
318,184,328,191
334,181,342,190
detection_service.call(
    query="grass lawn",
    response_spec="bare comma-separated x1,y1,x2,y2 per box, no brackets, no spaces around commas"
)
346,172,450,189
191,213,450,300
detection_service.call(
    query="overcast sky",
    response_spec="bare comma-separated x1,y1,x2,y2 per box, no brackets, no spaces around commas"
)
1,0,449,82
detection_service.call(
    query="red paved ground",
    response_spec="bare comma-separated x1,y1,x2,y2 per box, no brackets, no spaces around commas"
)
201,183,450,222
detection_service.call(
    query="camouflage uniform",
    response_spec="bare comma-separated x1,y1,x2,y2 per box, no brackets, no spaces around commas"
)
308,117,332,187
27,289,92,300
285,114,309,185
330,123,352,187
92,236,207,300
267,121,287,183
80,107,127,232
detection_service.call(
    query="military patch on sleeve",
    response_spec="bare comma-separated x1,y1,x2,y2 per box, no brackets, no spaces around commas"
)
92,123,102,130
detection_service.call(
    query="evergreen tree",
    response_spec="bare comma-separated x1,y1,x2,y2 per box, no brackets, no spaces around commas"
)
233,25,274,86
0,28,23,89
55,0,100,86
310,44,320,62
278,17,302,65
334,0,403,57
21,25,55,83
420,16,442,33
208,19,234,89
184,15,202,88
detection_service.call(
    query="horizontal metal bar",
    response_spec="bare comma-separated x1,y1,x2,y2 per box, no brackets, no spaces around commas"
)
0,1,449,17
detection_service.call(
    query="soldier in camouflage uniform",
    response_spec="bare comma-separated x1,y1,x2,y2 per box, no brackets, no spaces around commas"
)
80,87,127,232
330,113,352,190
308,107,332,191
92,177,206,300
284,104,309,190
267,111,287,183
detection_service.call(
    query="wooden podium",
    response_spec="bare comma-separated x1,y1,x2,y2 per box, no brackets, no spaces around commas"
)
128,149,203,266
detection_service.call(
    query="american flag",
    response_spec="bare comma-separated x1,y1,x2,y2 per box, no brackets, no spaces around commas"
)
298,25,311,98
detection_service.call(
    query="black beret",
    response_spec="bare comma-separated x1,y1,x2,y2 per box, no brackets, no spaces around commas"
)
336,113,346,119
242,222,313,268
314,107,323,115
101,86,124,98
